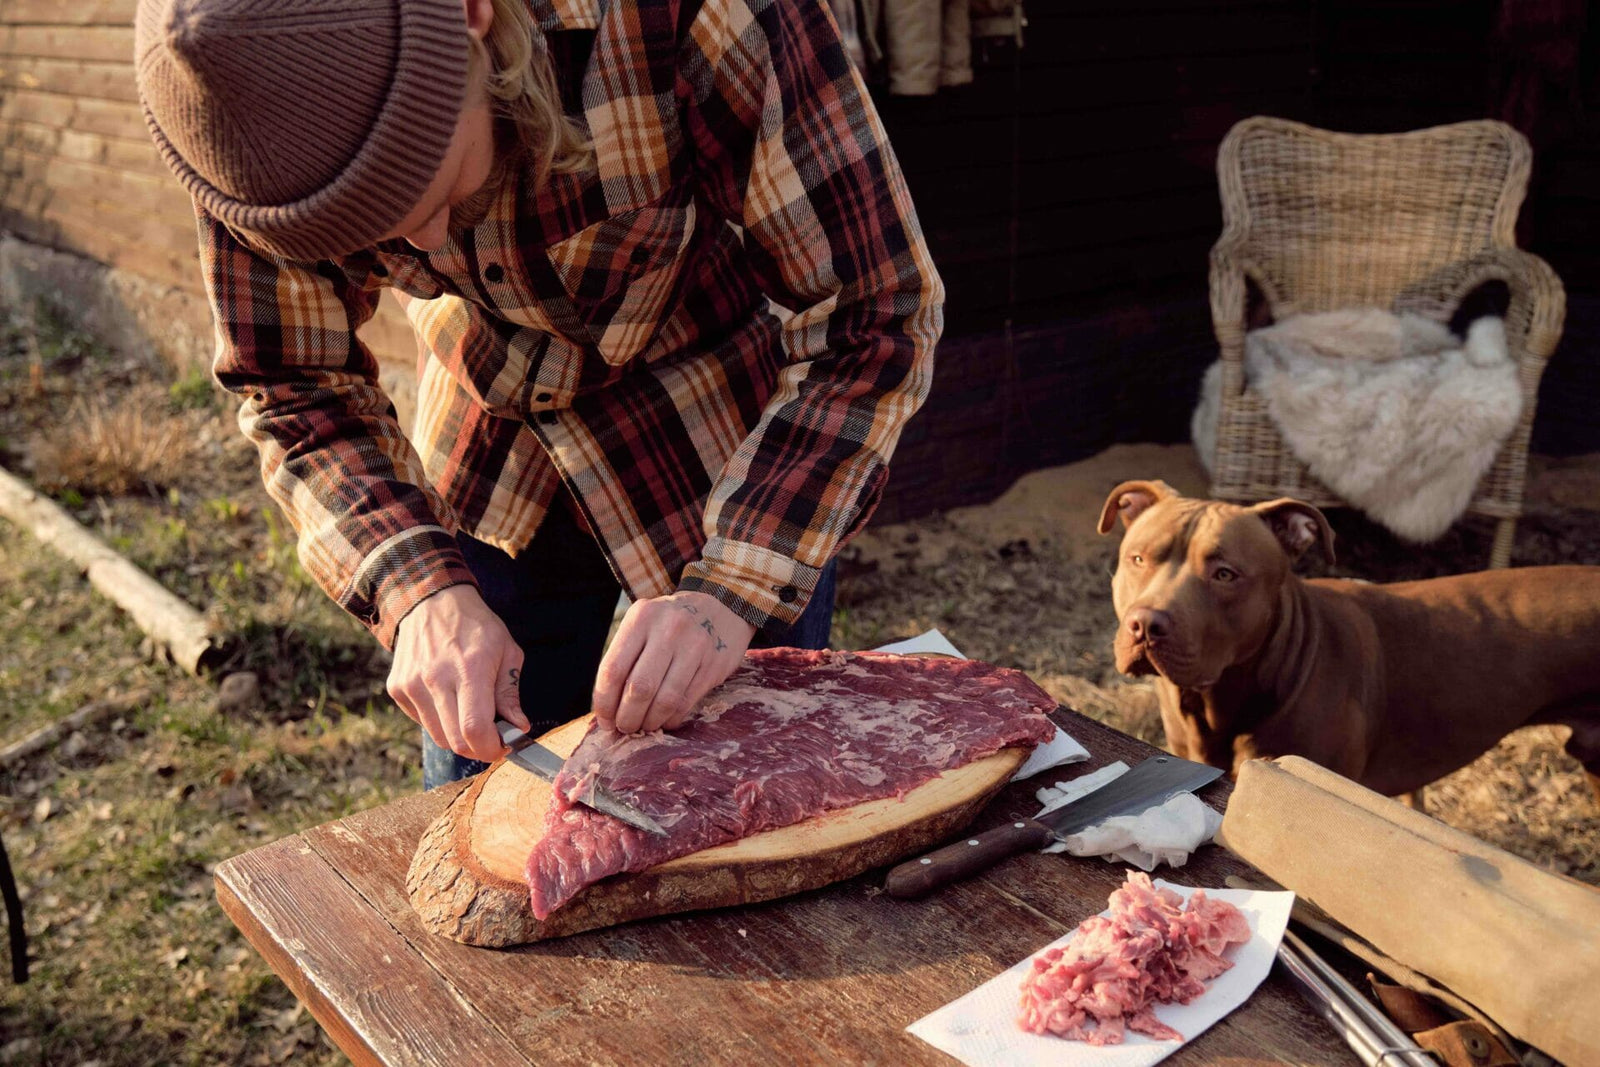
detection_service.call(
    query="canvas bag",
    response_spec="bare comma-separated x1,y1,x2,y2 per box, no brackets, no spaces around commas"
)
1218,756,1600,1066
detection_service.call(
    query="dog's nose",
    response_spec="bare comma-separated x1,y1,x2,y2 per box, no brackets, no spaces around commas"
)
1126,608,1172,642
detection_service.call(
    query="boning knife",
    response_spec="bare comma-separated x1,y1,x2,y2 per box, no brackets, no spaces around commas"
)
494,721,668,836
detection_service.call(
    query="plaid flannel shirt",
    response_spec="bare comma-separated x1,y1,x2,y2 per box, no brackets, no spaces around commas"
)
198,0,942,649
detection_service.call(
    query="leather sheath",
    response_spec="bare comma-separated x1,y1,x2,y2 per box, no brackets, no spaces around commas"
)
1368,977,1519,1067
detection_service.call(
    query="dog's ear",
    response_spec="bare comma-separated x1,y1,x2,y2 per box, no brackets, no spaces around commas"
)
1250,498,1336,564
1097,480,1178,534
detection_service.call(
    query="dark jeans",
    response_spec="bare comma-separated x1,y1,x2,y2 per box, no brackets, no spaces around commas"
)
421,503,837,789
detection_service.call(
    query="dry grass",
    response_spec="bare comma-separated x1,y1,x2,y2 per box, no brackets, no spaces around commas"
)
0,519,396,1066
1425,726,1600,879
30,388,204,497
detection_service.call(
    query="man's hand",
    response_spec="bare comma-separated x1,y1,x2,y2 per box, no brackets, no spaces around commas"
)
389,584,529,762
593,591,757,734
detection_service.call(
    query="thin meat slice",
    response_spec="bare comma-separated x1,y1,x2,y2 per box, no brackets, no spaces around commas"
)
1017,873,1252,1044
525,649,1058,918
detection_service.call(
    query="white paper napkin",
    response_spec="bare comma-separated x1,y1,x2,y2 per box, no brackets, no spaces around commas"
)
869,629,1089,782
907,881,1296,1067
1012,729,1090,782
1057,794,1223,872
871,628,968,659
1036,765,1222,871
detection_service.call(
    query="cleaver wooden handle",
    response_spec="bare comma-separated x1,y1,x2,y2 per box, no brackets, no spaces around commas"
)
884,819,1055,898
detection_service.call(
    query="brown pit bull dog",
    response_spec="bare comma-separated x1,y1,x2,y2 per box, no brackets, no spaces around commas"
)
1097,479,1600,802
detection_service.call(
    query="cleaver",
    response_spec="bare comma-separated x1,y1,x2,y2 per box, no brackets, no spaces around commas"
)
494,721,668,836
884,754,1222,898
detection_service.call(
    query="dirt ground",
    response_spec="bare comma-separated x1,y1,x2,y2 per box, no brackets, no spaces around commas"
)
1,305,1598,1064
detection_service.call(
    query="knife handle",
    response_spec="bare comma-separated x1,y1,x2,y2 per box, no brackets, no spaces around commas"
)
884,819,1055,899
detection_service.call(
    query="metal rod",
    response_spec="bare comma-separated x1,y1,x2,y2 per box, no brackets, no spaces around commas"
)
1277,940,1392,1066
1277,936,1437,1067
1283,928,1439,1062
1226,875,1517,1052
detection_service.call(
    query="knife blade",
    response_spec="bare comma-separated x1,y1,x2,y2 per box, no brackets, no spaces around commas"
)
494,721,668,836
884,754,1223,898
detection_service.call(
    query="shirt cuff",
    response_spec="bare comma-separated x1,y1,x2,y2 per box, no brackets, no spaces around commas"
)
341,525,480,650
678,536,822,632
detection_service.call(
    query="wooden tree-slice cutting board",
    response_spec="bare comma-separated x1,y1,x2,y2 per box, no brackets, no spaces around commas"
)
407,713,1028,947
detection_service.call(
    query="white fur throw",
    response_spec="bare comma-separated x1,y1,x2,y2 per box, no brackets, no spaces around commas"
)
1192,308,1520,542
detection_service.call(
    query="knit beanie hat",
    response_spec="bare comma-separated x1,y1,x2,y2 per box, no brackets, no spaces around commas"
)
134,0,469,261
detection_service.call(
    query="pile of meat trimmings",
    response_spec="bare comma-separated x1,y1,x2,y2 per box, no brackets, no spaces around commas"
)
1018,872,1251,1045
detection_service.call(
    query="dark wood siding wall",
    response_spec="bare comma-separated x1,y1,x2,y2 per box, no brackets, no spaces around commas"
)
1305,0,1600,457
873,0,1600,523
889,3,1317,336
2,0,1593,525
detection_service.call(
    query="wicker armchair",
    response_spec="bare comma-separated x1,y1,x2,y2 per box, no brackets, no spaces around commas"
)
1206,117,1566,568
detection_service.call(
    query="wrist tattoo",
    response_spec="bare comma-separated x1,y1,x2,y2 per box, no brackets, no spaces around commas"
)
675,601,726,651
699,617,727,652
508,667,520,685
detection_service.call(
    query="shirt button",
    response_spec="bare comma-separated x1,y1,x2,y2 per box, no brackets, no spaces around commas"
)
538,411,557,426
535,391,553,403
778,585,799,604
484,263,505,283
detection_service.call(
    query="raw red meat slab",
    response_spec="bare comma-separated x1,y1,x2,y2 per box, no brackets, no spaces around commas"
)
1017,872,1252,1045
524,648,1058,919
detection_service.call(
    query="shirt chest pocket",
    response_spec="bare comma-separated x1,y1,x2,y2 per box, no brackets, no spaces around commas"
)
545,198,697,366
365,253,445,301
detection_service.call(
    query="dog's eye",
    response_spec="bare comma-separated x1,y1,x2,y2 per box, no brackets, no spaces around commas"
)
1129,553,1144,566
1213,566,1238,582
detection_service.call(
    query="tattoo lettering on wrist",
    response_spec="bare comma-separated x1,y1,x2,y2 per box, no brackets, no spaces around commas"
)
673,599,726,651
699,618,727,652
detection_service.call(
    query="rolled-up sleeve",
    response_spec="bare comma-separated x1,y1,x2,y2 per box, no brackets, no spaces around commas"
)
198,212,477,648
675,0,943,630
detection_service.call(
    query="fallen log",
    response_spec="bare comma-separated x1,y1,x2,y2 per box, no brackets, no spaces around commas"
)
0,464,220,677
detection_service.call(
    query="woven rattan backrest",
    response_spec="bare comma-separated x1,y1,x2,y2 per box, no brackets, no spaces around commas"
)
1216,117,1531,313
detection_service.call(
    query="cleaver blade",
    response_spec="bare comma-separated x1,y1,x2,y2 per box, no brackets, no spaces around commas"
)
884,754,1223,898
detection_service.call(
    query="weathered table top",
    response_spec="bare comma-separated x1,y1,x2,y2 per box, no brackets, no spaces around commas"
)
215,708,1352,1066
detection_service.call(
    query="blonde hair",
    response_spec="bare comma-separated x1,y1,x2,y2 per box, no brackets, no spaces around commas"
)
474,0,592,185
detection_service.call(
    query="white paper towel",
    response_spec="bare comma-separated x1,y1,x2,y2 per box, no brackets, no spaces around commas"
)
907,881,1295,1067
869,629,1090,782
1058,794,1223,871
870,628,968,659
1036,766,1223,871
1011,729,1090,782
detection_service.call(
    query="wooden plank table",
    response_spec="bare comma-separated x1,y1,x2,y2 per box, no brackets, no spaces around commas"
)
215,708,1354,1066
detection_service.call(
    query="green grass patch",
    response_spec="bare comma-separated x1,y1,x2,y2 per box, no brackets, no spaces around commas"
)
0,307,412,1063
168,366,217,412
